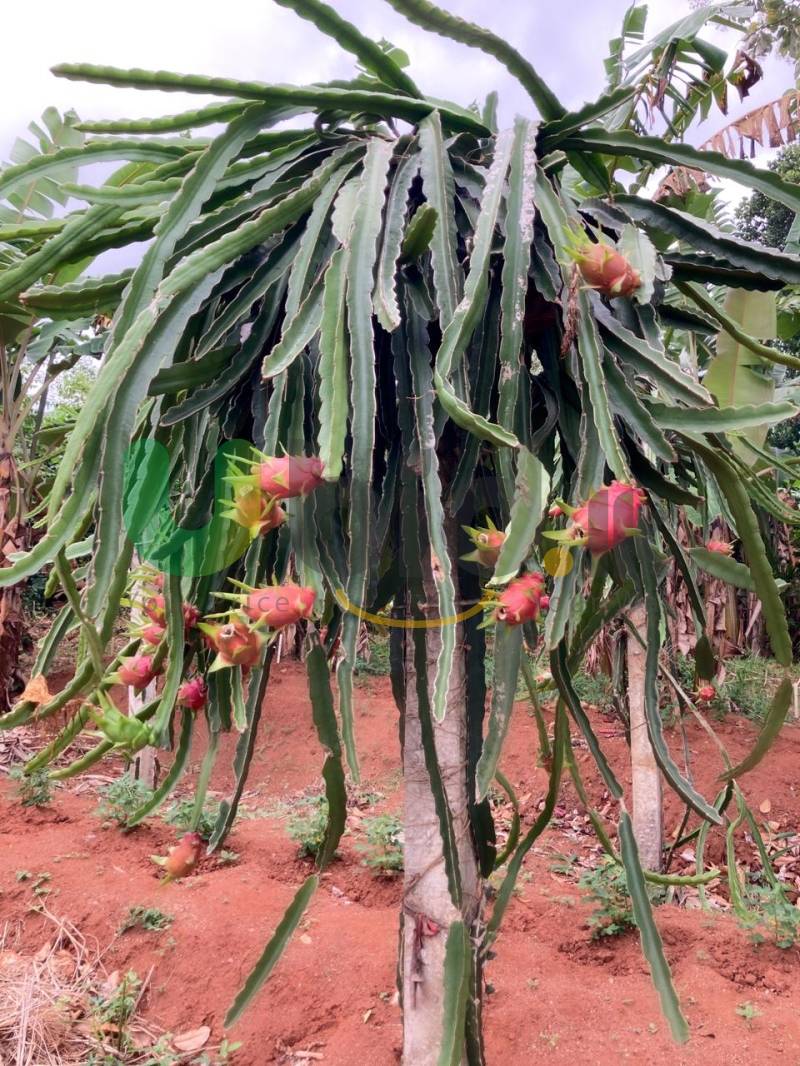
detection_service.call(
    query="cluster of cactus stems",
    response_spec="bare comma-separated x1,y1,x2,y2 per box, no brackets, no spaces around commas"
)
0,0,797,1056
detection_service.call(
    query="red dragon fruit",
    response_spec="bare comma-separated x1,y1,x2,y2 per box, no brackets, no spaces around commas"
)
142,593,166,625
200,618,266,669
573,240,641,299
117,654,161,692
696,684,716,703
153,832,203,884
254,455,325,500
141,594,199,633
494,572,547,625
462,522,506,567
706,538,733,556
568,481,645,555
548,503,564,519
177,676,208,712
140,622,166,647
244,584,316,627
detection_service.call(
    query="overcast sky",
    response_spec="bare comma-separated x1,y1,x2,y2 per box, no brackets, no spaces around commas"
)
1,0,796,265
2,0,795,155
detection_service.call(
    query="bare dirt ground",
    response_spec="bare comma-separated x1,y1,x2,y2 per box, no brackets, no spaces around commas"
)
1,661,799,1065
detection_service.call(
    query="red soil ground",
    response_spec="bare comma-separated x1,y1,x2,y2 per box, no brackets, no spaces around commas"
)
1,662,799,1065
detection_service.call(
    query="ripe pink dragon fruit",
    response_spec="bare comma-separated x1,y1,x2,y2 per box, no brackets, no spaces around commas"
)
141,622,166,646
462,523,506,567
254,455,325,500
706,538,733,556
548,504,564,519
142,593,166,625
117,655,160,691
569,482,645,554
156,832,203,884
177,676,208,712
696,684,716,703
574,241,641,299
202,619,266,669
142,594,199,633
494,572,546,625
244,585,316,627
539,594,550,611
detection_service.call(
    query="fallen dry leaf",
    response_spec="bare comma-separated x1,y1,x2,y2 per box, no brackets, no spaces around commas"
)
130,1028,156,1051
19,674,52,705
173,1025,211,1053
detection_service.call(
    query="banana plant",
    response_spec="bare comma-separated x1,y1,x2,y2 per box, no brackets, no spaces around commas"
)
0,107,104,712
0,1,797,1061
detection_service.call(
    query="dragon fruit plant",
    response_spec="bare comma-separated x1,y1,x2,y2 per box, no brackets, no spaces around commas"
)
0,1,797,1061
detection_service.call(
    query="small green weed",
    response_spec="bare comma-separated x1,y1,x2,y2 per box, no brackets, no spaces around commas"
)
578,856,666,938
349,785,384,809
572,671,613,711
119,906,174,934
548,852,579,876
31,872,52,897
96,775,222,841
355,631,391,676
742,883,800,949
672,652,696,694
83,966,241,1064
89,969,142,1056
10,767,53,807
164,797,221,842
16,870,52,895
736,1000,762,1027
357,813,403,873
286,794,330,858
579,857,636,938
95,774,153,825
722,655,784,722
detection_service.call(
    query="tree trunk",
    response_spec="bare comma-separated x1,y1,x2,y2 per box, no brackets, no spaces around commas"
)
0,581,24,713
0,436,26,714
133,681,159,788
401,579,480,1064
627,602,663,871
